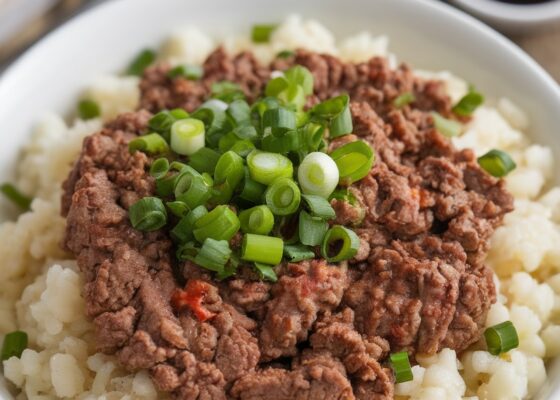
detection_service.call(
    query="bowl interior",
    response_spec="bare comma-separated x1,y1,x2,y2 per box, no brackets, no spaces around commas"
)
0,0,559,398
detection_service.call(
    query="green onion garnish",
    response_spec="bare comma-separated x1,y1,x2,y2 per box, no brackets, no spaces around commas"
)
299,210,328,246
129,197,167,232
241,233,283,265
149,158,170,179
189,147,221,174
477,149,517,178
432,112,462,138
1,331,28,361
166,201,190,218
277,50,295,59
283,244,315,262
265,178,301,216
254,262,278,282
171,205,208,243
238,170,267,205
227,99,252,127
193,238,232,272
129,133,169,155
251,24,277,43
284,65,314,96
298,152,339,198
484,321,519,355
390,352,413,383
176,241,199,261
126,49,156,76
263,107,297,135
0,183,32,211
77,99,100,120
167,64,204,80
230,139,257,158
193,205,240,243
453,87,484,117
247,150,293,185
329,140,375,185
149,110,176,140
393,92,415,108
311,94,353,138
170,118,205,156
301,194,335,220
211,81,245,103
239,205,275,235
321,225,360,262
174,171,212,210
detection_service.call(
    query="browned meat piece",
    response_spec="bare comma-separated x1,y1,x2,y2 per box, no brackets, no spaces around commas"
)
62,47,513,399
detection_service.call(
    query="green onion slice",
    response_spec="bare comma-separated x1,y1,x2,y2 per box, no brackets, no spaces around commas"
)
238,170,266,204
155,174,178,197
484,321,519,355
227,99,252,126
194,238,232,272
432,112,462,138
299,210,328,246
277,50,295,59
166,201,190,218
241,233,283,265
321,225,360,262
211,81,245,103
129,133,169,155
1,183,32,211
126,49,156,76
453,87,484,117
171,205,208,243
150,158,170,179
167,65,203,80
1,331,28,361
329,140,375,185
174,171,212,210
284,65,314,96
247,150,293,185
390,352,414,383
239,205,275,235
251,24,277,43
189,147,221,174
230,139,256,158
302,194,335,220
170,118,205,156
193,205,240,243
284,244,315,262
311,94,353,138
176,241,199,261
393,92,415,108
263,107,297,135
298,152,339,198
129,197,167,232
214,150,245,192
254,262,278,282
265,178,301,216
477,149,517,178
77,99,100,120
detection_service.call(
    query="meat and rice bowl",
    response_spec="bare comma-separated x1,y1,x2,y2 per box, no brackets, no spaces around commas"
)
1,16,559,400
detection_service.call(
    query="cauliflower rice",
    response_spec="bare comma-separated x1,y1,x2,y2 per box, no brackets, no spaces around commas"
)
0,15,559,400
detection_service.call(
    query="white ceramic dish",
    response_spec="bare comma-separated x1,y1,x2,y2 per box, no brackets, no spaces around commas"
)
0,0,559,398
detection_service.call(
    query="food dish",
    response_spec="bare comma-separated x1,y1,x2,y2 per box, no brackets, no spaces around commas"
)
1,0,560,400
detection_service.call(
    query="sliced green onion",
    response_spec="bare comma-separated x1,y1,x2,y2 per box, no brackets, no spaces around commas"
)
311,94,353,138
174,171,212,209
263,107,297,135
227,99,252,126
129,197,167,232
170,108,190,120
265,178,301,216
329,140,375,185
484,321,519,355
432,112,462,138
193,205,240,243
390,352,413,383
176,241,199,261
321,225,360,262
261,129,300,154
233,124,258,141
1,331,28,360
194,238,231,272
148,110,175,140
477,149,517,178
273,214,300,244
278,84,306,110
127,49,156,76
393,92,415,108
239,205,275,235
230,139,256,158
166,201,190,218
299,210,328,246
254,262,278,282
218,132,240,153
155,174,178,197
284,244,315,262
214,151,245,192
238,170,266,204
167,64,203,80
241,234,283,265
211,81,245,103
453,87,484,117
77,99,100,120
265,76,290,98
298,152,339,198
171,205,208,243
247,150,293,185
1,183,32,210
284,65,314,96
170,118,205,156
301,194,335,219
329,188,357,204
129,133,169,155
251,24,277,43
277,50,295,59
150,158,170,179
192,101,232,147
189,147,221,174
216,259,238,281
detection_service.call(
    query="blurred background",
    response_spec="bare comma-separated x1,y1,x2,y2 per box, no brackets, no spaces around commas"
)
0,0,559,81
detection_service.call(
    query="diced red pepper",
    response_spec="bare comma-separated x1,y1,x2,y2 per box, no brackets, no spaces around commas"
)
171,280,216,322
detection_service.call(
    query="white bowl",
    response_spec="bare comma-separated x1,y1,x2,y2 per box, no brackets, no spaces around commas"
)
450,0,560,34
0,0,559,398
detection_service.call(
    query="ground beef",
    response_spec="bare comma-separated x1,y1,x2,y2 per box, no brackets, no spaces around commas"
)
63,48,513,399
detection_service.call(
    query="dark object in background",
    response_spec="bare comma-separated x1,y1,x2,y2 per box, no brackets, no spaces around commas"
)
494,0,553,3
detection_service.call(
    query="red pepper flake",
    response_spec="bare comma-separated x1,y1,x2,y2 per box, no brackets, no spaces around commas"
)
171,280,216,322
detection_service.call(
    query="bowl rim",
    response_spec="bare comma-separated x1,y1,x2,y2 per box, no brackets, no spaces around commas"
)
451,0,560,24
